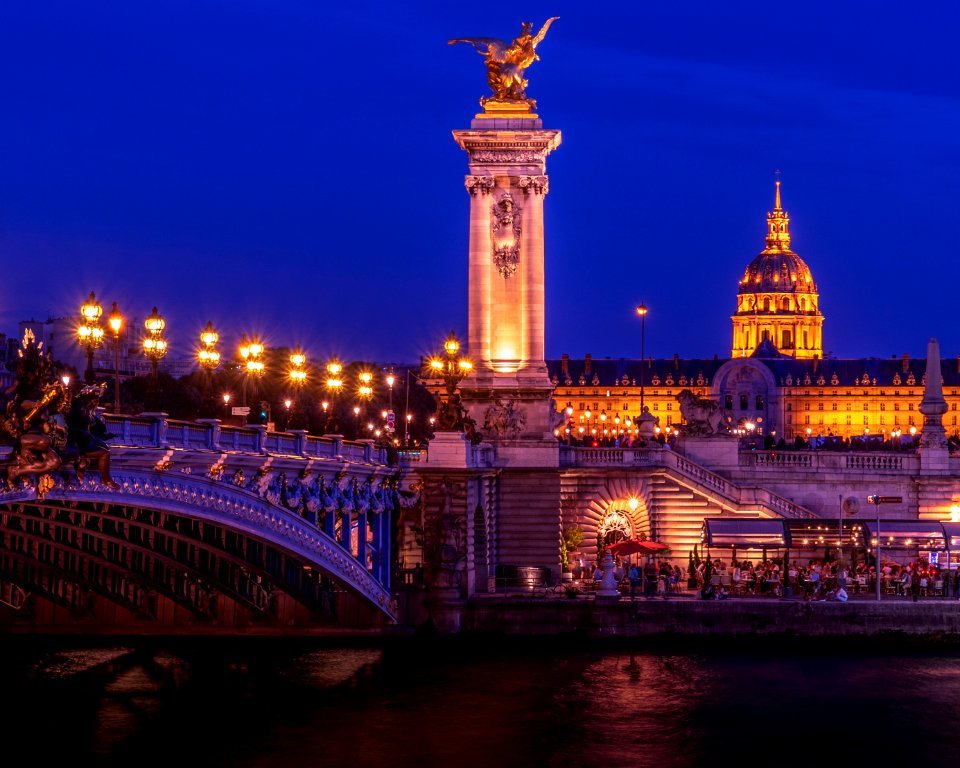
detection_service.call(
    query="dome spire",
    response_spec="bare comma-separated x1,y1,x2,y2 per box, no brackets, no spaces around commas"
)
765,174,791,251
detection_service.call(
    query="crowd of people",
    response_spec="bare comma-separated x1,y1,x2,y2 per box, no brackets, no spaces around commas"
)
572,553,960,602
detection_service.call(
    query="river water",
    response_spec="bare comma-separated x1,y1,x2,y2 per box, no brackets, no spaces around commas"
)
4,636,959,767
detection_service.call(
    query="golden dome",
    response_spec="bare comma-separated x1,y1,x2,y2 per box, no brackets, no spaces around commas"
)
739,250,816,294
737,180,817,296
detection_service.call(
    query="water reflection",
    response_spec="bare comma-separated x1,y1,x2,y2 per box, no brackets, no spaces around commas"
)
3,641,960,767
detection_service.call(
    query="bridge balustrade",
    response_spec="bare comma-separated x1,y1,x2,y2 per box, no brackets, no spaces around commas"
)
101,414,387,464
740,450,919,474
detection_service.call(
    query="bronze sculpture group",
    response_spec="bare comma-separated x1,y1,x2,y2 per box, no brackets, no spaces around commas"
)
449,17,558,107
0,333,117,496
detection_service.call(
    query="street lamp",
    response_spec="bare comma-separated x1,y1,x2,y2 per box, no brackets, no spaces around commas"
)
427,331,473,431
636,303,649,411
288,350,307,429
142,307,167,410
196,321,221,417
107,302,123,413
386,369,396,410
223,392,232,421
198,321,221,370
77,291,104,384
325,359,344,434
239,335,265,409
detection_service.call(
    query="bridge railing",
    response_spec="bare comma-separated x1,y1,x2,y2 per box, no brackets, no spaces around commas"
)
740,450,921,474
103,414,388,465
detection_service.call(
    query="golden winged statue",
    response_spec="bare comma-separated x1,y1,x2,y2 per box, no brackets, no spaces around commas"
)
449,18,559,107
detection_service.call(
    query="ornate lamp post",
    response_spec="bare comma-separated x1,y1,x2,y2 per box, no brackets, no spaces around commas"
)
142,307,167,410
77,291,104,384
238,335,265,411
356,370,374,437
288,350,307,429
197,321,221,417
107,302,124,413
636,303,648,412
428,331,473,431
325,359,344,434
198,321,221,371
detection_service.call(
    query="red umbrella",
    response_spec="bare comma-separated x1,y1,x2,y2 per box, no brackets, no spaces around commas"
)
607,539,670,557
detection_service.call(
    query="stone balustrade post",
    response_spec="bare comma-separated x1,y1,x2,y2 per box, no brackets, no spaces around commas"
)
140,412,170,447
250,425,268,454
196,419,222,450
289,429,308,456
356,438,375,463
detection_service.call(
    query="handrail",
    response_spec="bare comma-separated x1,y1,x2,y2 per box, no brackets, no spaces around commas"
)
558,445,817,519
102,414,388,465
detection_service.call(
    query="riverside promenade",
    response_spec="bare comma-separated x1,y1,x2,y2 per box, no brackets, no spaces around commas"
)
418,591,960,639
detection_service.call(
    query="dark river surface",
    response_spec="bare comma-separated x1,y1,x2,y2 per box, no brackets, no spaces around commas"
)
3,635,960,767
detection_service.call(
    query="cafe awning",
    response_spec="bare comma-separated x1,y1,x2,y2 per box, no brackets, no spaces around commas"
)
940,522,960,551
861,520,946,551
701,519,790,549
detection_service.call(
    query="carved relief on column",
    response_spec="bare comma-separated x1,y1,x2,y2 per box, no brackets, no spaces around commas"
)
491,191,522,278
464,175,496,196
518,175,549,195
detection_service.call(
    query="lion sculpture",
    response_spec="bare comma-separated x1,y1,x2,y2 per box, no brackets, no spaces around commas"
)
675,389,728,437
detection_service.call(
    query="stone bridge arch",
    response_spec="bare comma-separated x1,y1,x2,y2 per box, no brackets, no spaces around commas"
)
0,465,398,629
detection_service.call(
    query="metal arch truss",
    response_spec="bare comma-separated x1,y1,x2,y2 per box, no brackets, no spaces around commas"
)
0,470,395,621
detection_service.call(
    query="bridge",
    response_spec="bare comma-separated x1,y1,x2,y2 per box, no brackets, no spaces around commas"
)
0,413,403,631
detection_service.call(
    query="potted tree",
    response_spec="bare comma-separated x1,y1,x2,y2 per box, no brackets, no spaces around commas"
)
559,524,585,582
688,545,701,588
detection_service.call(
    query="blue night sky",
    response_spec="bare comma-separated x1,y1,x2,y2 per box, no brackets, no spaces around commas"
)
1,1,958,365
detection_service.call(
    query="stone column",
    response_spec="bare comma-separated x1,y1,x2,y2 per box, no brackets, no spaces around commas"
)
520,175,548,378
465,175,495,364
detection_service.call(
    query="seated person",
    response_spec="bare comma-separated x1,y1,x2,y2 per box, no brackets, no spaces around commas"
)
826,585,849,602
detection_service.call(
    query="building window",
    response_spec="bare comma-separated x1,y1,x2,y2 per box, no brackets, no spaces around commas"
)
863,403,869,411
739,394,748,411
804,403,810,411
756,395,764,409
894,403,900,411
863,416,869,425
846,416,852,425
804,416,810,425
666,416,672,426
786,403,792,412
818,403,824,411
832,403,837,411
653,403,659,411
894,415,900,425
880,403,885,411
666,403,672,411
725,394,733,410
781,329,793,349
786,414,792,424
908,404,914,411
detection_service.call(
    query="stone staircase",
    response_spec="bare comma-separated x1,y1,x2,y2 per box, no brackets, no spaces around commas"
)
647,473,726,562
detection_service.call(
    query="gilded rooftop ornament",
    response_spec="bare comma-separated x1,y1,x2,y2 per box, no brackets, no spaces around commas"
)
449,17,558,112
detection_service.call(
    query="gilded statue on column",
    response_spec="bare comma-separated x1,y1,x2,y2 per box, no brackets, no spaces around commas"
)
449,18,559,109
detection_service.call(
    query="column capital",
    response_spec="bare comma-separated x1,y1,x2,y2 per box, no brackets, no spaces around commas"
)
465,175,496,196
518,175,549,195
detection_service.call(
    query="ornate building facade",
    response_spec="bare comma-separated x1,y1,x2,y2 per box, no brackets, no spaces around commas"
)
550,183,960,444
